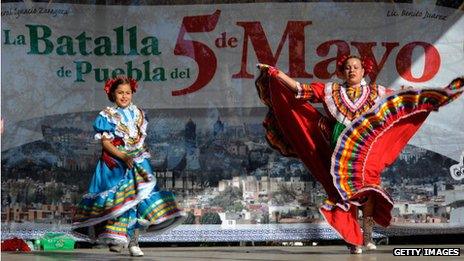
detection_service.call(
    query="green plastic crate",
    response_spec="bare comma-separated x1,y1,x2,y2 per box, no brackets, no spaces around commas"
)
39,233,75,251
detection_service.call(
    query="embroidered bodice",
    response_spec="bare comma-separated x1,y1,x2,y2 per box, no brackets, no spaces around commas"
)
93,103,150,162
324,82,388,125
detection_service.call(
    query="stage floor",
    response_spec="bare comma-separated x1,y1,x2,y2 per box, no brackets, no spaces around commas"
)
2,245,463,260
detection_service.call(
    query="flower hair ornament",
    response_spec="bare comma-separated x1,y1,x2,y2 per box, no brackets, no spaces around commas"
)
104,76,138,95
361,57,375,76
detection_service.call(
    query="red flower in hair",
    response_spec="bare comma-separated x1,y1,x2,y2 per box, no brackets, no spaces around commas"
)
103,79,115,94
361,57,375,76
104,76,138,95
336,54,349,73
128,78,138,92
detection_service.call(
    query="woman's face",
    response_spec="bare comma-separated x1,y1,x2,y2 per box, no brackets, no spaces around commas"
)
343,58,365,85
113,83,132,108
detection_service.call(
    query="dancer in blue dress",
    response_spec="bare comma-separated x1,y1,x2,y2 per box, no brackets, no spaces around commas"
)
72,76,185,256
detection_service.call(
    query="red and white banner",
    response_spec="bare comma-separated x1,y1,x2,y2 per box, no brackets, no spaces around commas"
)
2,2,463,159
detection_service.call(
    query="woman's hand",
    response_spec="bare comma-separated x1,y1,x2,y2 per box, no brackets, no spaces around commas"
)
257,63,280,77
256,63,270,70
122,154,134,169
256,63,300,94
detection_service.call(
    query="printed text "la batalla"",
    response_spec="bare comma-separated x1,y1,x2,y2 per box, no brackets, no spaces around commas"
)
3,25,160,56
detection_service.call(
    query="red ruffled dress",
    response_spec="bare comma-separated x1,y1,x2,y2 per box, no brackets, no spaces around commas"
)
255,67,463,246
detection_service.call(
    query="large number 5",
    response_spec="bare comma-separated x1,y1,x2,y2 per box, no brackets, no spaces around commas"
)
172,10,221,96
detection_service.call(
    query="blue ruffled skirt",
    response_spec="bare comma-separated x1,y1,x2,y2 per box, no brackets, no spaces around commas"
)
72,157,185,245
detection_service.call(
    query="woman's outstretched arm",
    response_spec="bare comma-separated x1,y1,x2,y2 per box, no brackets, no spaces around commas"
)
257,63,300,93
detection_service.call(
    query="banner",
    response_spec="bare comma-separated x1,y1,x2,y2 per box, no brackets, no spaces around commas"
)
1,2,463,241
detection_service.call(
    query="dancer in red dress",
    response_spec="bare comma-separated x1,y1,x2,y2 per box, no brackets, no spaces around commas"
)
255,56,463,253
